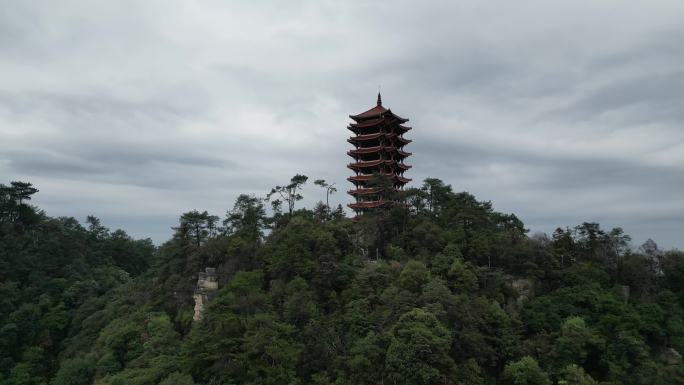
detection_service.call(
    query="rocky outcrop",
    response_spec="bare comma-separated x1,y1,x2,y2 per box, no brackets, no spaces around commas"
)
193,267,219,321
510,278,533,302
661,348,682,365
503,276,534,315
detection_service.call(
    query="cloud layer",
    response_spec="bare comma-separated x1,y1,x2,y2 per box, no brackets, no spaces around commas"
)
1,0,683,249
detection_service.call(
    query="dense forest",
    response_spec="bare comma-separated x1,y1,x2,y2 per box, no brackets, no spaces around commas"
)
1,177,683,385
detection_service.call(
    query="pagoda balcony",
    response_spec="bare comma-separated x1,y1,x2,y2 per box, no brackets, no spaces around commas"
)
381,133,411,144
347,173,391,183
348,124,411,137
349,187,410,196
347,145,383,156
384,149,411,160
348,148,404,159
347,174,412,184
348,132,385,143
347,159,390,170
348,200,389,210
349,117,409,129
347,188,380,196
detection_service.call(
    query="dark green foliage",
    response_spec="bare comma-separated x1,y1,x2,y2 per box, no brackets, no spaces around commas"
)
224,194,266,241
398,260,430,293
558,364,598,385
159,372,196,385
174,210,220,248
2,178,683,385
268,174,309,215
314,179,337,210
385,308,456,385
503,356,551,385
0,181,40,227
53,358,95,385
0,182,155,385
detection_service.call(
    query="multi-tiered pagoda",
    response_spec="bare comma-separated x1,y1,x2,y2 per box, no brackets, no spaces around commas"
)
347,93,412,215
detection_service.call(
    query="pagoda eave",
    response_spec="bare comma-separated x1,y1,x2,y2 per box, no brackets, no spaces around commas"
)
349,105,388,121
348,159,386,170
348,132,385,142
350,107,409,123
347,145,384,156
348,159,409,170
348,188,380,196
347,174,411,184
348,200,389,210
349,117,384,128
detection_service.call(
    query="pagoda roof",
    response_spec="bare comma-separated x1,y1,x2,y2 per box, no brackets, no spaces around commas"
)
349,117,384,128
348,160,412,171
348,120,412,134
349,105,388,120
348,132,384,143
350,108,408,123
348,145,383,155
349,93,408,122
348,200,388,210
348,188,380,196
348,134,411,146
347,159,388,170
347,174,411,184
349,187,411,196
347,147,410,159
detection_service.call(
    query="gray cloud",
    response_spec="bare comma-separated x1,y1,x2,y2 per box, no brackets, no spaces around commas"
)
0,0,683,249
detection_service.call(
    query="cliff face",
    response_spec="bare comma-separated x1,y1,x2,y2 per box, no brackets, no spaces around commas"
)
193,267,219,321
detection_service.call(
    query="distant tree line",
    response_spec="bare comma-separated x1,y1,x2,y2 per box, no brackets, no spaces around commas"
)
0,181,39,226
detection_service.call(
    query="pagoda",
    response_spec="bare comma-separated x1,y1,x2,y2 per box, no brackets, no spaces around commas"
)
347,93,412,215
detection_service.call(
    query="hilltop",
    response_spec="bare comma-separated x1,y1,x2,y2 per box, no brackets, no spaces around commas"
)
1,178,683,385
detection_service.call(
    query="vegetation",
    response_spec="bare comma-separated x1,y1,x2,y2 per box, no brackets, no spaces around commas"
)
1,177,683,385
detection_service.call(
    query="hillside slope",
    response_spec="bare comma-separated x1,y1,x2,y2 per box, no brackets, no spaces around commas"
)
1,179,683,385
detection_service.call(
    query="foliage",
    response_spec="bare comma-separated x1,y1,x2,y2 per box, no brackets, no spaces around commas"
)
503,356,551,385
385,308,456,385
268,174,309,215
314,179,337,210
2,178,683,385
223,194,266,241
0,182,154,385
53,358,95,385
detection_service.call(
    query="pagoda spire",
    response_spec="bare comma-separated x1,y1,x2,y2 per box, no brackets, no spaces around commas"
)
377,92,382,106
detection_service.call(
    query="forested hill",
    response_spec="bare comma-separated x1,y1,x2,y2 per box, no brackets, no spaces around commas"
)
1,178,683,385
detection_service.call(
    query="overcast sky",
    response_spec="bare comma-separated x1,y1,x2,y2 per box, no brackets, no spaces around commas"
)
1,0,683,249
